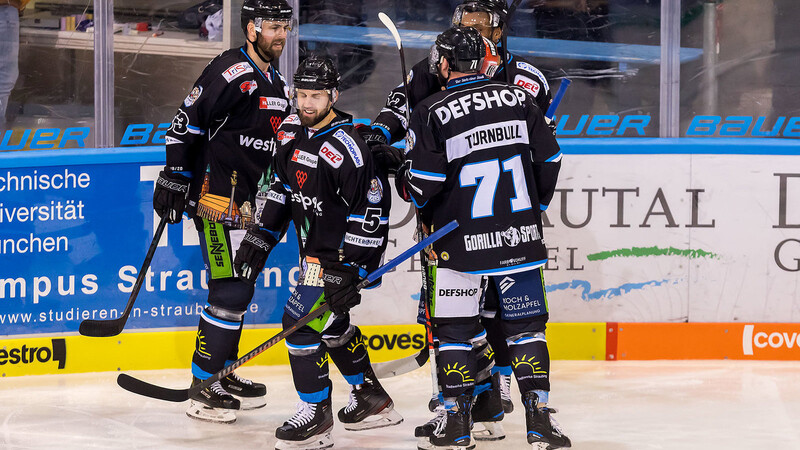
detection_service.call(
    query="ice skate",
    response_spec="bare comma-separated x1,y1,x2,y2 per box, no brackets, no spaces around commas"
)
221,372,267,410
338,372,403,431
522,391,571,449
186,377,240,424
275,399,334,450
498,373,514,413
471,374,506,441
420,394,475,450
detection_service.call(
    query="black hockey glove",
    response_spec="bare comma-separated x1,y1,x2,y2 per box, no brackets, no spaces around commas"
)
321,263,362,315
394,163,413,203
153,170,190,224
356,124,389,147
371,144,405,176
234,230,277,284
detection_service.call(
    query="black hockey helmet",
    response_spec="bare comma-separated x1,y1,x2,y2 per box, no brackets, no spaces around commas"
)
429,26,486,75
452,0,507,28
293,55,340,91
241,0,293,34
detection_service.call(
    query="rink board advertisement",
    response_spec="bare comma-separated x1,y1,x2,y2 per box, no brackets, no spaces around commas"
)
1,139,800,364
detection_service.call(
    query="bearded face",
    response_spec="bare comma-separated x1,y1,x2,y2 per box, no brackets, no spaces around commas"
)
252,19,291,61
295,89,333,128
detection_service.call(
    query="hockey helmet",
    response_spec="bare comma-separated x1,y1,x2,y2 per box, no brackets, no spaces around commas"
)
293,55,340,92
241,0,293,34
452,0,508,28
429,26,486,75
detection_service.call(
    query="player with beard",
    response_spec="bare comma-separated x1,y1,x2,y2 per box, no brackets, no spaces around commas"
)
234,56,401,450
153,0,293,424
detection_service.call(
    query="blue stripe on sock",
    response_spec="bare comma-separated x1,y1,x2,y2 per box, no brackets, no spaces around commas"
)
343,373,365,386
455,435,470,442
492,365,513,376
298,387,330,403
473,382,491,396
191,363,213,380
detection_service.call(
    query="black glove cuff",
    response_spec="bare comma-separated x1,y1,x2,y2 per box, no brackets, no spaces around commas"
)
242,231,276,253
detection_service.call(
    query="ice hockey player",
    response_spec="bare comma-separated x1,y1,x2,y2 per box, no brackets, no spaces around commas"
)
392,26,572,450
151,0,294,424
233,55,402,449
362,0,554,433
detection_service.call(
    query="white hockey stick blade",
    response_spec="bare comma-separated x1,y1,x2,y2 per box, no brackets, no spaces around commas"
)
378,12,403,50
373,347,428,378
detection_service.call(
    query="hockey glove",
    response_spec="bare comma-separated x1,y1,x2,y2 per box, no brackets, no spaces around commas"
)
356,124,389,147
234,230,277,284
545,116,558,135
321,263,362,315
394,163,413,203
153,170,190,224
371,144,405,176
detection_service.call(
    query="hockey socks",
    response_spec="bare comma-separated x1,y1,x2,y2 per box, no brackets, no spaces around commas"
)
191,306,244,381
507,331,551,394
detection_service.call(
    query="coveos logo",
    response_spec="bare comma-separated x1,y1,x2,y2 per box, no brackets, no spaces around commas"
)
742,325,800,357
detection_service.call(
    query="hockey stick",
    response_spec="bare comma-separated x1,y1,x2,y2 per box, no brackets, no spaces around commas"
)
79,215,169,337
500,0,523,85
375,13,439,405
373,79,572,380
117,219,460,403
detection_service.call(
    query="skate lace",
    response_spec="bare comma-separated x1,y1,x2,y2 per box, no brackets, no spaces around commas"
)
543,408,565,435
287,401,317,428
229,372,253,386
344,388,360,413
499,374,512,401
430,407,448,436
209,381,230,396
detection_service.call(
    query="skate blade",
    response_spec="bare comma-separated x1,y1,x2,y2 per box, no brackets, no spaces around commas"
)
185,400,236,424
342,406,404,431
472,421,506,441
235,396,267,410
275,431,333,450
416,436,476,450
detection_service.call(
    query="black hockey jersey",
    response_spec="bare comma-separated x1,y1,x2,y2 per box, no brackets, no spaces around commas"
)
258,109,391,275
164,46,291,229
372,51,550,145
401,74,561,275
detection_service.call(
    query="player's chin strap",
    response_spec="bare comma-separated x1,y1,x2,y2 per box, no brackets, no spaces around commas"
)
248,36,274,64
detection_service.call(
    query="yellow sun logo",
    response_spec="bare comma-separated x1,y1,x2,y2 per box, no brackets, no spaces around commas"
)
348,335,367,354
196,331,211,357
443,363,475,383
512,355,547,374
316,354,330,369
485,348,495,360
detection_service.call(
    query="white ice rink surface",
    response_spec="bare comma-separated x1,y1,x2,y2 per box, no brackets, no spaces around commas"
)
2,360,800,449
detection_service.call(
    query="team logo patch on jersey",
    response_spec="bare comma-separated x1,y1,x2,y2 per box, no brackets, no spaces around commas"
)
165,136,183,145
260,96,290,111
367,177,383,204
270,115,283,133
184,86,203,107
222,62,254,83
407,69,414,83
405,129,416,153
291,149,318,168
296,170,308,189
333,129,363,167
240,80,258,94
170,110,190,135
514,75,540,97
277,130,296,144
515,61,550,92
320,142,344,168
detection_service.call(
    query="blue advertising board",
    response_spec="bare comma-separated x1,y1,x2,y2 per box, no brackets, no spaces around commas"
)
0,147,298,335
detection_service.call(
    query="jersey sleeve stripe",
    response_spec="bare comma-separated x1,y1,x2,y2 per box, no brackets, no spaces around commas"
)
409,168,447,181
545,151,563,163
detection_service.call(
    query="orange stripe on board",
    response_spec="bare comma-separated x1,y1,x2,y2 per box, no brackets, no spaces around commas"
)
615,323,800,360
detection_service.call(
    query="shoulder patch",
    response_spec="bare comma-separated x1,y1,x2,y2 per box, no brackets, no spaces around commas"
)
283,114,301,126
515,60,549,93
319,141,344,168
333,129,364,168
367,177,384,204
184,85,203,107
222,62,254,83
513,74,541,98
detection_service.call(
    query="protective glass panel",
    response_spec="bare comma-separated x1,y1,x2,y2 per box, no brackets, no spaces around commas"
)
5,0,95,150
680,0,800,138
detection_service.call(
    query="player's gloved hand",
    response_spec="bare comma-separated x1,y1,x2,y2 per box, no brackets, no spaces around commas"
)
371,144,404,176
234,229,277,284
153,170,190,224
545,116,557,135
394,163,413,203
356,124,389,147
321,263,362,315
